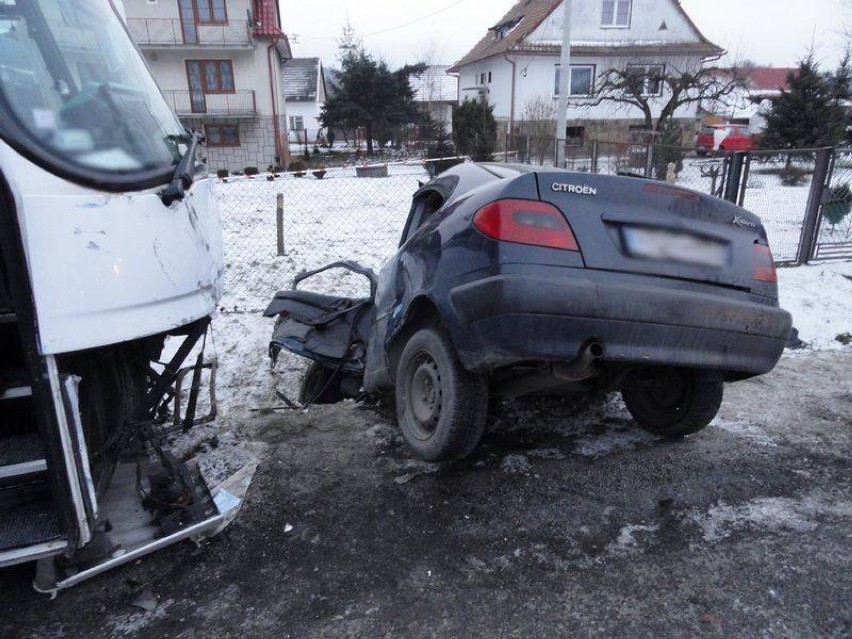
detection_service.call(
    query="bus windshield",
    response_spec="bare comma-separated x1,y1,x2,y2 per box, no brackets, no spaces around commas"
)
0,0,185,175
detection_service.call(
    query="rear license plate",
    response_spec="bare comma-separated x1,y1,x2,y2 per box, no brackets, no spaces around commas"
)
621,226,729,268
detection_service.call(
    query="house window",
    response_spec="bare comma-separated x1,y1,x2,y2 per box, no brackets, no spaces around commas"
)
289,115,305,131
186,60,235,93
479,72,491,85
193,0,227,24
554,65,595,97
627,64,665,96
206,124,240,147
566,126,585,144
602,0,631,27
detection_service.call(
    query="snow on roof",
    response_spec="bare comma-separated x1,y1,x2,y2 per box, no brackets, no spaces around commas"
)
282,58,321,102
409,65,457,103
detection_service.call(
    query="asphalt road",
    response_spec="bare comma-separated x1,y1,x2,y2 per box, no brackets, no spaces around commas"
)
2,351,851,639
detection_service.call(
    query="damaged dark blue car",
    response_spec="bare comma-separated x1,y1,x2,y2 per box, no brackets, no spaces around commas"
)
264,163,792,462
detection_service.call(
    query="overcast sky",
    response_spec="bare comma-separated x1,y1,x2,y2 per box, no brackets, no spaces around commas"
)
281,0,849,70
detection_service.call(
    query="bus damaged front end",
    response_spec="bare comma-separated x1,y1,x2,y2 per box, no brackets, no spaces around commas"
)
0,0,248,593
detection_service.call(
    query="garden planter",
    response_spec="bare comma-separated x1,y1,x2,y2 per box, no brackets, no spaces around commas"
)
356,164,388,178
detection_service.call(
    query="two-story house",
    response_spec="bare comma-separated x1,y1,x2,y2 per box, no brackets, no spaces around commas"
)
122,0,291,172
448,0,724,143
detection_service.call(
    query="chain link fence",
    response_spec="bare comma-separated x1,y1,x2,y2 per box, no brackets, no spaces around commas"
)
216,162,429,312
215,148,852,313
737,151,820,263
500,136,852,264
813,148,852,260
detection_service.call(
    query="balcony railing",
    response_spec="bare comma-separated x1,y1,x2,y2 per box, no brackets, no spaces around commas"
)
127,19,253,47
162,90,257,117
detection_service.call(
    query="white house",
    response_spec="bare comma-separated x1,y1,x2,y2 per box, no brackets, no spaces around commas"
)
281,57,327,145
448,0,724,142
409,65,459,134
123,0,292,172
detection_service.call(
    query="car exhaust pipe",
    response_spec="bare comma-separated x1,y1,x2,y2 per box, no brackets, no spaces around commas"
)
492,342,604,400
554,342,604,382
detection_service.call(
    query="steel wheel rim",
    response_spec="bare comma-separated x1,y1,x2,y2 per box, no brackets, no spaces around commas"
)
407,353,442,438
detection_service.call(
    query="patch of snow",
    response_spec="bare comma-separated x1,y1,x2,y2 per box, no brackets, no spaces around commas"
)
689,492,852,543
711,417,776,447
574,426,656,458
777,262,852,351
107,598,174,636
612,522,660,551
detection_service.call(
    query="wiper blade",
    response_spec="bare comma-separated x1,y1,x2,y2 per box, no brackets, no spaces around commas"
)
160,130,204,206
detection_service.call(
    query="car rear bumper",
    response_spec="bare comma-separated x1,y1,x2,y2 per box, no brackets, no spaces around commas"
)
447,273,792,376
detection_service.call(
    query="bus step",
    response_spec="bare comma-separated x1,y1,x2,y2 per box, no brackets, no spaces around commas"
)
0,433,46,481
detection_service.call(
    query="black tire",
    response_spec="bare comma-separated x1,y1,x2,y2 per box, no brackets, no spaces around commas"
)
395,327,488,462
621,368,723,438
299,361,343,405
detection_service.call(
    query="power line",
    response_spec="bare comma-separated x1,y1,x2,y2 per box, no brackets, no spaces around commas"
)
291,0,468,42
363,0,467,36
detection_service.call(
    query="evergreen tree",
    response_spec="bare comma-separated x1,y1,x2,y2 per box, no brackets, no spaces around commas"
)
452,98,497,162
319,31,425,155
761,56,847,150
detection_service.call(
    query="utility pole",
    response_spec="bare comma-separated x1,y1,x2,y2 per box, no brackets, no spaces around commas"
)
555,0,572,168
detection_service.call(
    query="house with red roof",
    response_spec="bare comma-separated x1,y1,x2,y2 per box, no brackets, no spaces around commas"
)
123,0,293,171
700,67,797,132
448,0,724,143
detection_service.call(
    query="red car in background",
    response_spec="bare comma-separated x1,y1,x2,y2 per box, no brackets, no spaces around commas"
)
697,124,755,156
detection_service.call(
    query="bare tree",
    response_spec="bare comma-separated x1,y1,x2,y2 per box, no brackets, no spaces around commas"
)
590,59,749,132
523,94,556,165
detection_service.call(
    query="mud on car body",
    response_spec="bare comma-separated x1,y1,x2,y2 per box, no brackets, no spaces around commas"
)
265,163,792,462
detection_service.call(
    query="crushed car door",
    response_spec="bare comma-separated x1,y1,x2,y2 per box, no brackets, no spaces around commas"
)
264,262,377,373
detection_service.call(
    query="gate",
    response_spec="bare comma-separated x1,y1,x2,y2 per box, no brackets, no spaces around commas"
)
811,148,852,261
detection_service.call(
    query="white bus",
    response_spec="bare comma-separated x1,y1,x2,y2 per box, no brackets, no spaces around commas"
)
0,0,240,592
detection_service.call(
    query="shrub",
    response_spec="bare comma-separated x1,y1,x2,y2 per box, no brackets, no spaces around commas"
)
452,99,497,162
216,169,229,179
243,166,259,176
825,183,852,227
653,121,684,179
288,160,307,172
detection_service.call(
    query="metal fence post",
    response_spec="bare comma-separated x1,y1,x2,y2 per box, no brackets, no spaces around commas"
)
723,152,745,203
795,148,834,266
591,140,599,174
644,143,654,178
737,153,752,207
276,193,284,257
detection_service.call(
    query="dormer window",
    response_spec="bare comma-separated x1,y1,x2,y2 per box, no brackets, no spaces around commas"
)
491,16,523,40
602,0,631,28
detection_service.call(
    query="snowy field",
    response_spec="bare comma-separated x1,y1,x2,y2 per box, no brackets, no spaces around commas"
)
216,163,426,311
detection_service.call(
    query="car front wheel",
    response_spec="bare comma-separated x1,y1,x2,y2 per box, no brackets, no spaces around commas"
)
395,327,488,461
621,368,723,438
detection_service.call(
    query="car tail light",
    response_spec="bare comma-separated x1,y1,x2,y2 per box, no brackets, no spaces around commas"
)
473,199,579,251
753,243,777,283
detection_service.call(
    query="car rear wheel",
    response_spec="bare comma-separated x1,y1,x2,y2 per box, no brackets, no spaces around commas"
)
621,368,723,438
395,327,488,461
